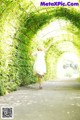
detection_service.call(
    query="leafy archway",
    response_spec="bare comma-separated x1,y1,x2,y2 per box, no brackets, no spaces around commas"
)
0,0,80,95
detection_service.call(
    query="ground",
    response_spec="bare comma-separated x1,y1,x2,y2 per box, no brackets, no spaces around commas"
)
0,80,80,120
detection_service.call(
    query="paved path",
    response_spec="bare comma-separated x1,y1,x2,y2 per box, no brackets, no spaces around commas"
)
0,80,80,120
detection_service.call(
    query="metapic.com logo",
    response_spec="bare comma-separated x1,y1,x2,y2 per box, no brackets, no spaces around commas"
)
40,1,79,6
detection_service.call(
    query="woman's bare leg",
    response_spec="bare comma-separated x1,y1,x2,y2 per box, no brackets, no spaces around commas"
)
37,74,43,89
38,77,42,89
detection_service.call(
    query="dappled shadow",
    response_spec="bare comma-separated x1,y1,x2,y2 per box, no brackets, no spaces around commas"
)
25,80,80,91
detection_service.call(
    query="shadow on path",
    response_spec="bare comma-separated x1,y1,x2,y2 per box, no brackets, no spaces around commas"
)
28,80,80,90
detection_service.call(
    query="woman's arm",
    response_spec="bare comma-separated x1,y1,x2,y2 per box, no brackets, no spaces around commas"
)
45,41,53,52
32,51,37,56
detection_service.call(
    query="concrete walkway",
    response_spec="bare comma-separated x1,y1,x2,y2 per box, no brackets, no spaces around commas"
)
0,80,80,120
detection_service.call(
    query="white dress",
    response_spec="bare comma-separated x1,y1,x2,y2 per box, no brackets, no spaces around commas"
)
33,51,46,75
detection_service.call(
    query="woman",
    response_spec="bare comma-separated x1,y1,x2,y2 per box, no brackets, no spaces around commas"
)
32,42,53,89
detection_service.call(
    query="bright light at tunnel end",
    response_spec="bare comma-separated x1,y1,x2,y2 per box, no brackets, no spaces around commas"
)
57,52,80,80
40,1,79,7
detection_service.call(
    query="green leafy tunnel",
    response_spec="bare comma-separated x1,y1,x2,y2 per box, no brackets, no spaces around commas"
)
0,0,80,95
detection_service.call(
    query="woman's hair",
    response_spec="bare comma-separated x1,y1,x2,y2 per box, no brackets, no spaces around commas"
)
37,45,45,51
